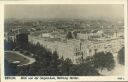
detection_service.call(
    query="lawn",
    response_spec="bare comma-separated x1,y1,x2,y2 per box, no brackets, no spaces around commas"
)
5,51,30,66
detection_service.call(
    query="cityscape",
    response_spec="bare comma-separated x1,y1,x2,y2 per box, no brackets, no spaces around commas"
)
4,4,125,76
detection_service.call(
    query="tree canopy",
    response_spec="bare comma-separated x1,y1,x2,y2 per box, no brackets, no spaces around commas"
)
117,47,125,65
93,52,115,71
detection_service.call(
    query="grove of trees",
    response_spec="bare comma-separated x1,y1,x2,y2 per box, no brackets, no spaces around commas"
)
93,52,115,71
117,47,125,65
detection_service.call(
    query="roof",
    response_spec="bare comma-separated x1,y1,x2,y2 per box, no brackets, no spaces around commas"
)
18,28,30,34
92,30,99,33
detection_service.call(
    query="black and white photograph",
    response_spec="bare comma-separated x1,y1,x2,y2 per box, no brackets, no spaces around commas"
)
4,4,125,77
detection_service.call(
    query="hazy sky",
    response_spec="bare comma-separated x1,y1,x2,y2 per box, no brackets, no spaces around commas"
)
5,4,124,19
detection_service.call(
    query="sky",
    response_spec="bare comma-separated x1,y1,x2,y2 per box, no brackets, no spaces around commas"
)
5,4,124,19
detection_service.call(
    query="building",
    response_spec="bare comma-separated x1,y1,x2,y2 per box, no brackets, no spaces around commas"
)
40,33,54,38
77,33,88,40
28,29,124,64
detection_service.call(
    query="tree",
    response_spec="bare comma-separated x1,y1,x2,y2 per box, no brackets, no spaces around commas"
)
117,47,125,65
47,51,60,75
16,33,28,49
60,58,73,75
4,40,15,50
66,31,73,39
93,52,115,71
4,60,17,76
73,31,77,39
84,56,94,67
76,63,100,76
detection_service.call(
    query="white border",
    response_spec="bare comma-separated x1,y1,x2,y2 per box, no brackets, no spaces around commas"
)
0,2,4,82
0,0,128,81
0,0,125,4
124,0,128,80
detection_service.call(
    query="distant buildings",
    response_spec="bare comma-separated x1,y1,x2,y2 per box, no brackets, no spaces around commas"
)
4,20,124,64
29,32,124,64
